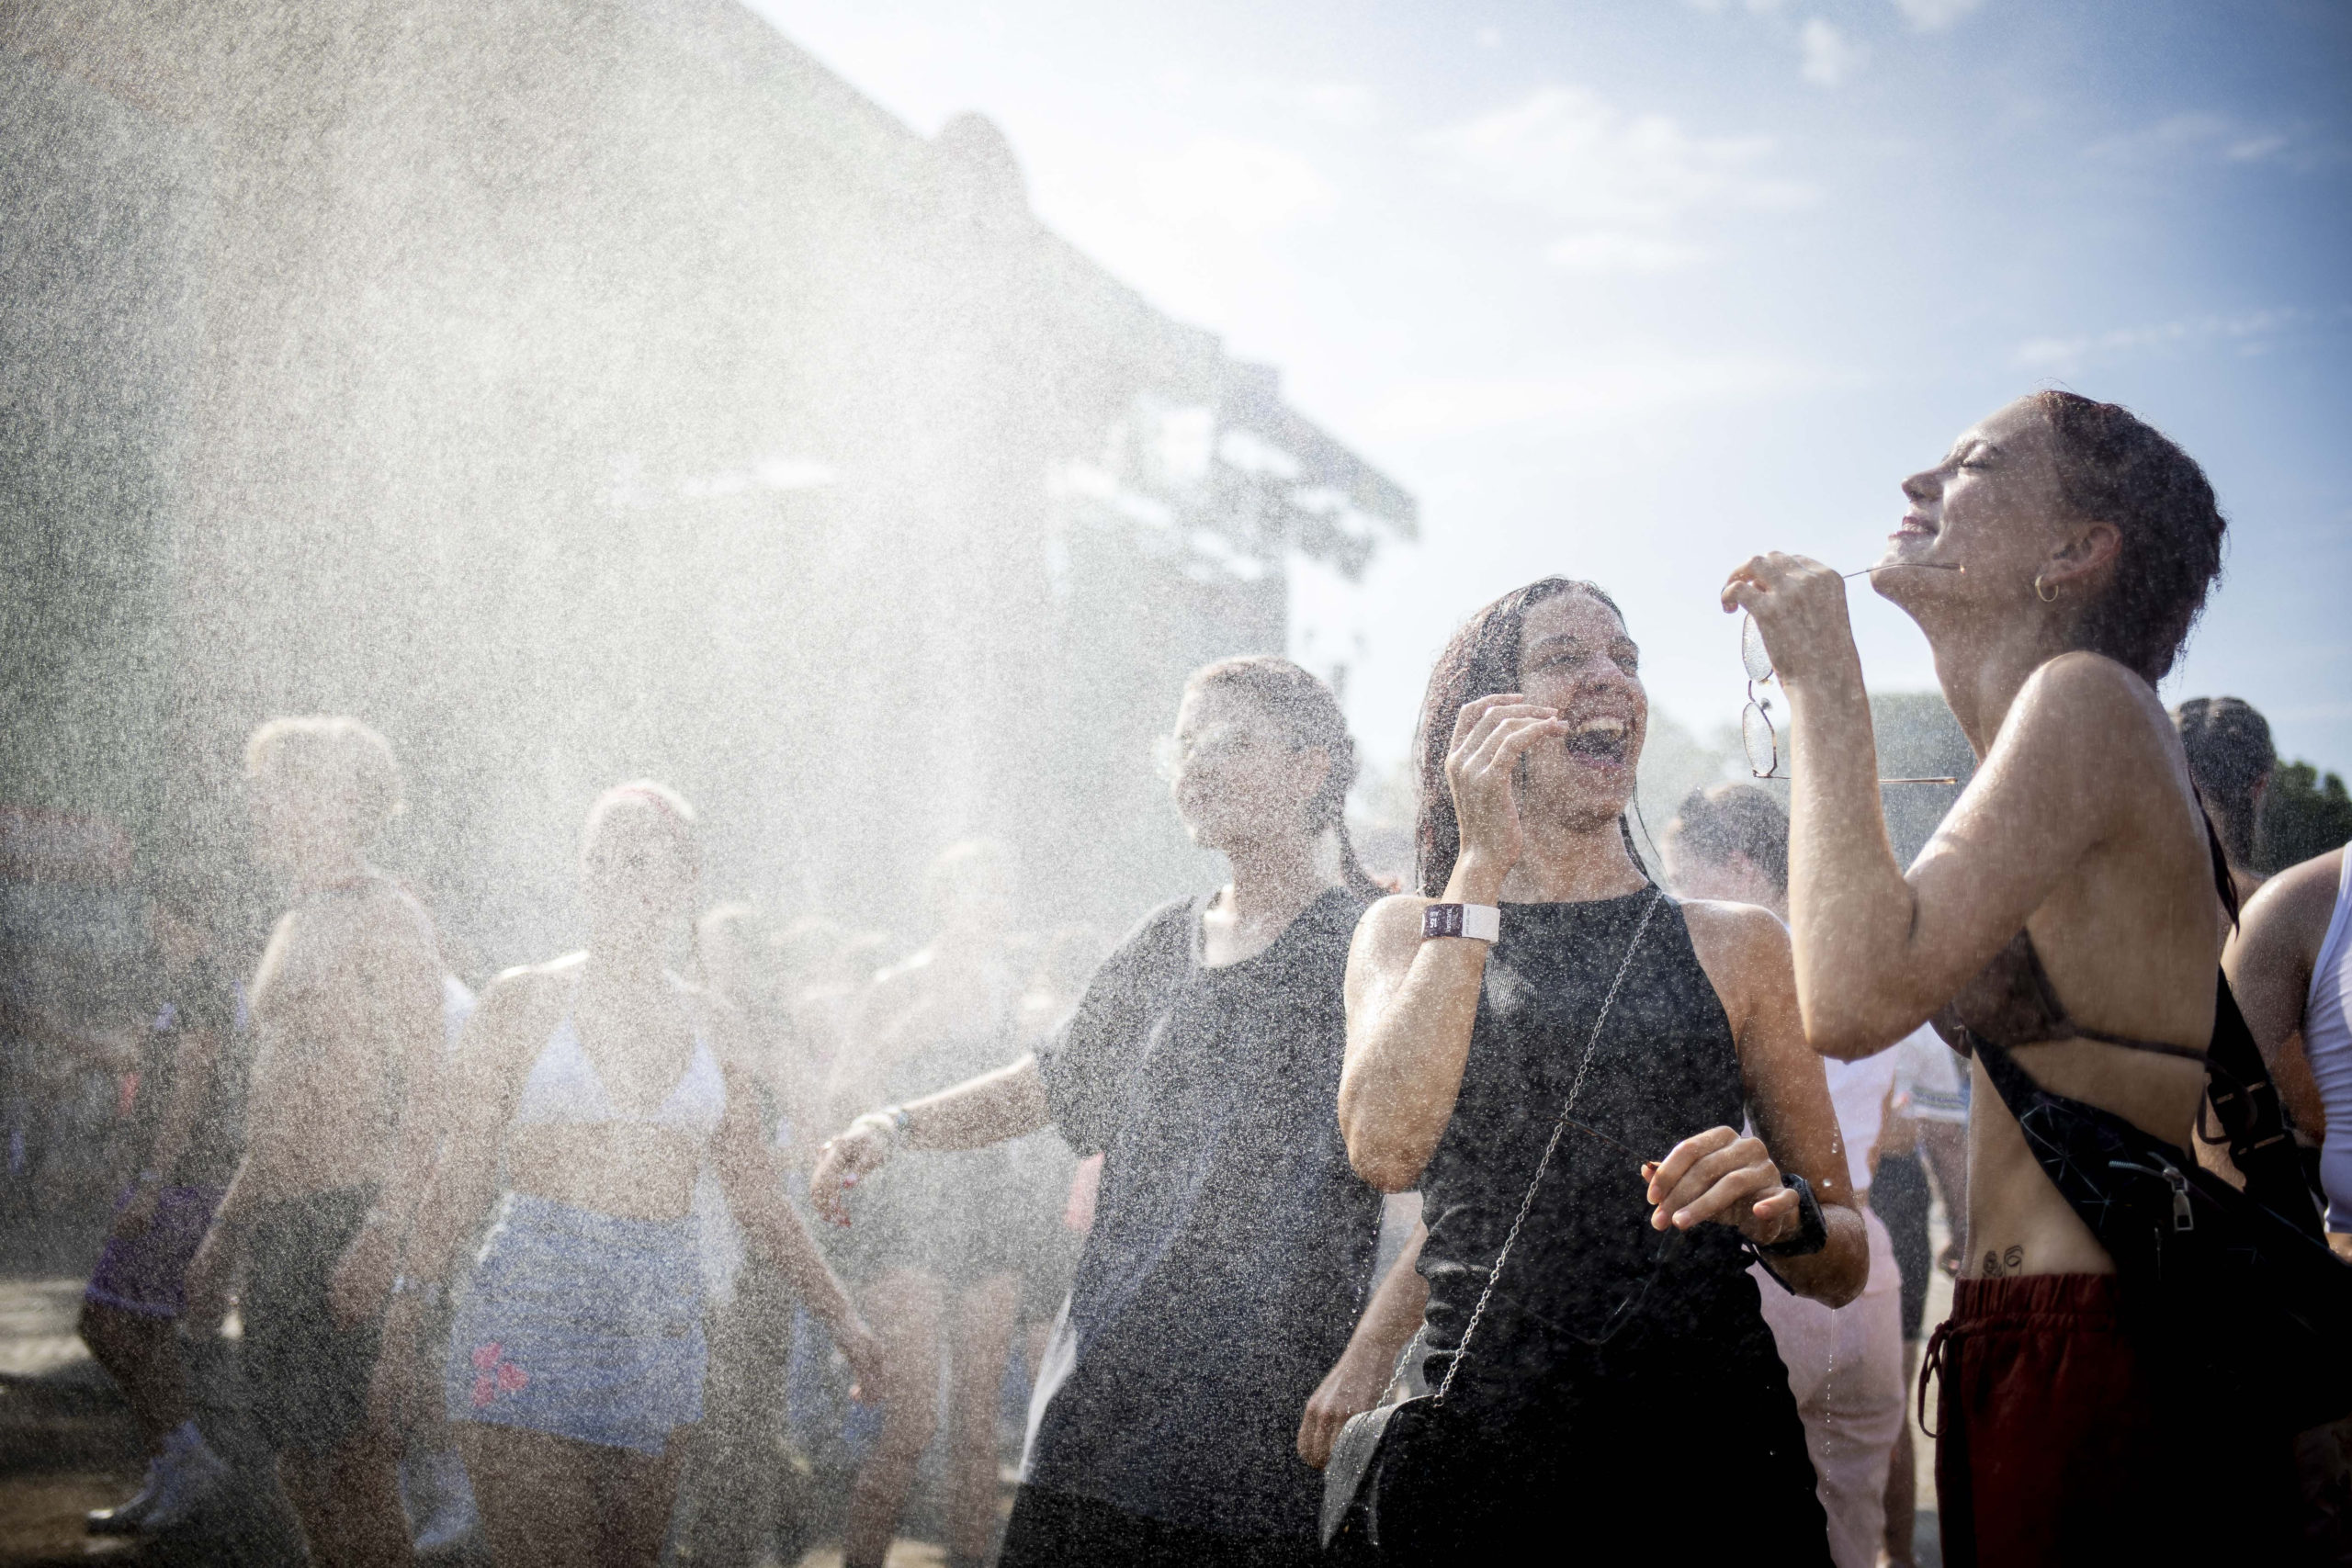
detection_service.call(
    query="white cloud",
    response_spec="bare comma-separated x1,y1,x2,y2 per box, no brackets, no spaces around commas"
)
1421,86,1815,275
1545,231,1704,274
1270,82,1374,129
1422,86,1815,229
1889,0,1982,28
2089,113,2303,167
1800,19,1868,87
2012,308,2324,373
1366,356,1834,441
1475,26,1501,48
1132,137,1336,234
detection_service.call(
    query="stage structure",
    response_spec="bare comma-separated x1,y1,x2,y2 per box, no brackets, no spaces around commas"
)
0,0,1416,965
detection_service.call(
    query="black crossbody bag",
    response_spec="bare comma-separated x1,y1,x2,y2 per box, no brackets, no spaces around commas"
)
1969,970,2352,1432
1319,890,1665,1553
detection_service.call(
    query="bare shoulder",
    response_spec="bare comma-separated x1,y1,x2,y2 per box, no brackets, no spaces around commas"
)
1678,897,1791,1020
2008,651,2177,766
2237,849,2345,961
1679,896,1790,974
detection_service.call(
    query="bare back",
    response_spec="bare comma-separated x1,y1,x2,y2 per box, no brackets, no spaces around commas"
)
1926,659,2222,1279
242,874,441,1201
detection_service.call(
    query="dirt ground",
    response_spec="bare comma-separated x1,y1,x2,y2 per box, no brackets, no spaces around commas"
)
1,1212,1951,1567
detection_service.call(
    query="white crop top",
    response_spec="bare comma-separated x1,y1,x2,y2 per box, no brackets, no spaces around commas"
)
2303,850,2352,1231
511,995,725,1140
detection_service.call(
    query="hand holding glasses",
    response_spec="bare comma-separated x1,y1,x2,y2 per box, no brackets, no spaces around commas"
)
1740,564,1963,785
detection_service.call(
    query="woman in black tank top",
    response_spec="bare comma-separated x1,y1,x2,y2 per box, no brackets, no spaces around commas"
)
1337,579,1869,1561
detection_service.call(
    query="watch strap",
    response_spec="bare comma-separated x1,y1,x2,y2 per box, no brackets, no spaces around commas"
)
1757,1171,1829,1258
1422,902,1502,942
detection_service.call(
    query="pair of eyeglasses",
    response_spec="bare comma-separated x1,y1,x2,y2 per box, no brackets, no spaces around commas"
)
1740,565,1962,785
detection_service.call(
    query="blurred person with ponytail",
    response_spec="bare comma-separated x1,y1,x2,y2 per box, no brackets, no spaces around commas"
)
373,784,877,1568
814,657,1397,1568
1337,580,1864,1562
2174,695,2277,908
183,716,446,1568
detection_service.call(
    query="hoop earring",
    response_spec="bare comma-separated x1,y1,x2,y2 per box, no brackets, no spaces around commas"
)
2034,574,2057,604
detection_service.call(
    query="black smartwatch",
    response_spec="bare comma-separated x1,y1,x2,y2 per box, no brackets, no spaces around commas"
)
1755,1172,1829,1258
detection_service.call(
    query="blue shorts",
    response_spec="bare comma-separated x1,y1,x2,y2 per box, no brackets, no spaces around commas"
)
447,1192,707,1455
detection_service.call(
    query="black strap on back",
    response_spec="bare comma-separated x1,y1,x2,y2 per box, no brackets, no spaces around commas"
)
2192,806,2324,1236
2206,972,2324,1238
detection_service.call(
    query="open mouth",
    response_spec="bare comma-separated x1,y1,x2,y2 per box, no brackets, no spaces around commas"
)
1562,715,1631,765
1894,512,1938,541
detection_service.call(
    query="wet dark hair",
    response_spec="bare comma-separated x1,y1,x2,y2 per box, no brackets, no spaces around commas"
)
2030,390,2226,683
1412,578,1645,897
1667,784,1789,894
2174,696,2275,867
1188,656,1387,901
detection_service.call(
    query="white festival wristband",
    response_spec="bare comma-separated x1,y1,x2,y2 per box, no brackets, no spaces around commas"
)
1420,902,1501,942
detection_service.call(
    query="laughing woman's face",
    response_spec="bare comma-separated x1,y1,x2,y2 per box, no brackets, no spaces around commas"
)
1510,590,1647,831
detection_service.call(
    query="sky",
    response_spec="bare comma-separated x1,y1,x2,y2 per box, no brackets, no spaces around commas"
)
751,0,2352,781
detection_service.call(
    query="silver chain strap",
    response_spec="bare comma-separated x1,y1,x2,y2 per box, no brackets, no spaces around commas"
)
1433,886,1665,1404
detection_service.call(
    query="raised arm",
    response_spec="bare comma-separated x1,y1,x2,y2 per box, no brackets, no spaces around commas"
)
1339,694,1569,1190
2223,850,2341,1138
1726,558,2155,1055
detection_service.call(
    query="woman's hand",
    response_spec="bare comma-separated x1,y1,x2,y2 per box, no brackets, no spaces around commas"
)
1644,1125,1801,1247
1444,693,1572,891
832,1312,885,1398
1720,553,1860,690
810,1118,897,1227
1295,1334,1398,1470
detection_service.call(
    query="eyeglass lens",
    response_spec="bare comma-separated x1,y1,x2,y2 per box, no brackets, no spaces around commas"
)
1740,614,1775,685
1742,699,1779,778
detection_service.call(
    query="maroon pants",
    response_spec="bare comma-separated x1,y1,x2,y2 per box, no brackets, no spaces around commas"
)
1928,1273,2296,1566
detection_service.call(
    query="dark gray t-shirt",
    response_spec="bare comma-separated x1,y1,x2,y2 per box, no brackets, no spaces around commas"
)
1027,887,1381,1538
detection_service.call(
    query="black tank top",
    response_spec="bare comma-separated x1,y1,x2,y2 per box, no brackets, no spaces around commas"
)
1419,889,1770,1404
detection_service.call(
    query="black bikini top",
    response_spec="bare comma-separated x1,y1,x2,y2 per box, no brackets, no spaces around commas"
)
1929,929,2208,1062
1929,814,2239,1064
